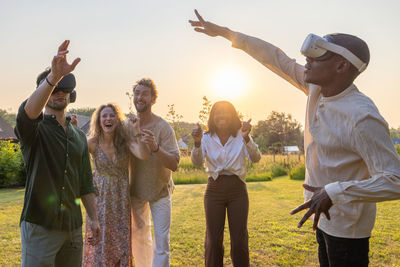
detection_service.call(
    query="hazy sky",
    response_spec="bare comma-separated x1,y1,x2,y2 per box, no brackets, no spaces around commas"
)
1,0,399,128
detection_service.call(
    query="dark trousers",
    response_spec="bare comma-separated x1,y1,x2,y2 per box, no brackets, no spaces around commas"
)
204,175,249,267
316,228,370,267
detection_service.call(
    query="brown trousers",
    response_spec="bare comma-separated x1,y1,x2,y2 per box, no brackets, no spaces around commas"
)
204,175,249,267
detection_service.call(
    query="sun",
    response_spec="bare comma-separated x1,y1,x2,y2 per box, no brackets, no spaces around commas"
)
210,67,247,100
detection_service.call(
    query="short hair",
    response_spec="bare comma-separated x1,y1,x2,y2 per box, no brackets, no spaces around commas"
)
36,68,51,87
207,101,242,137
325,33,370,69
132,78,158,102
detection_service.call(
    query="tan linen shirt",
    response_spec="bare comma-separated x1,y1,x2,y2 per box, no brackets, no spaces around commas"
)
231,32,400,238
191,131,262,182
130,116,180,202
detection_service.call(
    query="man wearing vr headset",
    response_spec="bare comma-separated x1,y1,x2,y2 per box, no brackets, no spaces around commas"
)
14,40,99,267
189,10,400,266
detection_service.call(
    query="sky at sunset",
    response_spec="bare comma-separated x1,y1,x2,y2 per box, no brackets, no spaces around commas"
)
1,0,399,129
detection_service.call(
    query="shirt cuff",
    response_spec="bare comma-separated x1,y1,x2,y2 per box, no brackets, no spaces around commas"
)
324,182,348,205
244,135,257,149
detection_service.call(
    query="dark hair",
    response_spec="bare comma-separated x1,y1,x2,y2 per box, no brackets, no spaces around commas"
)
207,101,242,137
36,68,51,87
132,78,158,103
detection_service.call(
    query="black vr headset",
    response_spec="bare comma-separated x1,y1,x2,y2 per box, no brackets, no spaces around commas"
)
40,73,77,103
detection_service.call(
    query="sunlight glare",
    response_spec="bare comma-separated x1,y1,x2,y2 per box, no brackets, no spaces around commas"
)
210,67,247,100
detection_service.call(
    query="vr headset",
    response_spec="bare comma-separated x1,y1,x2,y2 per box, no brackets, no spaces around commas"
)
40,73,77,103
300,34,367,73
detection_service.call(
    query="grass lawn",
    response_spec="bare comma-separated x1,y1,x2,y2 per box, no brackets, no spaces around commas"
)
1,177,400,266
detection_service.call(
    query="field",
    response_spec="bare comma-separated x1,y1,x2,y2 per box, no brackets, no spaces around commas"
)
1,155,400,266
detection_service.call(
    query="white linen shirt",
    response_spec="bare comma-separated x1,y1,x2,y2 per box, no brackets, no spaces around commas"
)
231,32,400,238
191,131,261,182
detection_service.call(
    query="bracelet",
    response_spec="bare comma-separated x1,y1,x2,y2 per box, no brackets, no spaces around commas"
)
45,77,56,87
133,133,141,138
152,143,160,153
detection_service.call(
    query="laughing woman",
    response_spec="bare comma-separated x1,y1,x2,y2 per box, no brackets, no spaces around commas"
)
83,103,150,266
191,100,262,267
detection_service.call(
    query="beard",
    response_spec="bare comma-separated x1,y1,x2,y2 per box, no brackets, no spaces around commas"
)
47,98,68,111
134,101,150,113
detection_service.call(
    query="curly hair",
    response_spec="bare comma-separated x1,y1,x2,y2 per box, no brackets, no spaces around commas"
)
89,103,129,157
132,78,158,103
207,101,242,137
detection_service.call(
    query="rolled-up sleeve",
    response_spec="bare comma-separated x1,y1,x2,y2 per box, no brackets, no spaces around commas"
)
191,145,204,167
245,136,262,163
325,118,400,204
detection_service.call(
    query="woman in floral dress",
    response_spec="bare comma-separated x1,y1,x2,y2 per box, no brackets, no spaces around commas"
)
83,103,150,266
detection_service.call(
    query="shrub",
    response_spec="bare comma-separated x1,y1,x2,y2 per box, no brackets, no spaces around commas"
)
0,140,25,188
270,163,287,178
289,165,305,180
395,144,400,155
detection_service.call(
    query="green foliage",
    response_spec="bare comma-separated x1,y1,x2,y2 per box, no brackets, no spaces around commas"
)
0,109,17,127
198,96,212,127
390,127,400,139
289,165,306,180
3,177,400,265
395,144,400,155
252,111,303,154
166,104,184,139
0,141,25,188
270,163,288,177
173,155,299,185
125,91,135,114
68,107,96,117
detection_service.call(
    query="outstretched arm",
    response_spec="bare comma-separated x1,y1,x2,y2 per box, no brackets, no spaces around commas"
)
25,40,81,119
189,10,308,93
189,9,235,41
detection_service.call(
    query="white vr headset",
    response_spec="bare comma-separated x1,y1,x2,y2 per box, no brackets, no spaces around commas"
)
300,33,367,72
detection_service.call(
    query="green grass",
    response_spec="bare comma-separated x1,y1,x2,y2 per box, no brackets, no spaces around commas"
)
2,177,400,266
172,154,300,185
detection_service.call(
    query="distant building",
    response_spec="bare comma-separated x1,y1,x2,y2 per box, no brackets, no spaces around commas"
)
68,114,91,135
283,146,300,154
0,116,16,139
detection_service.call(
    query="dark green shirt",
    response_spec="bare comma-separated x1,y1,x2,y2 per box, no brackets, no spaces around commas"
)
14,100,95,231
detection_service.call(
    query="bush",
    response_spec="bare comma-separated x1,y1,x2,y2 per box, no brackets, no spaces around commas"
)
0,140,25,188
395,144,400,155
270,163,288,178
289,165,305,180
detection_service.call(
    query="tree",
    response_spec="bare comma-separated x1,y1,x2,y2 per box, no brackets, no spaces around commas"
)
198,96,212,127
390,127,400,139
0,109,16,127
68,107,96,117
252,111,303,153
126,91,135,115
166,104,184,139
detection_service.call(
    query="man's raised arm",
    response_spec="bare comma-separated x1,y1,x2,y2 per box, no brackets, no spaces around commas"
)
24,40,81,119
189,9,308,93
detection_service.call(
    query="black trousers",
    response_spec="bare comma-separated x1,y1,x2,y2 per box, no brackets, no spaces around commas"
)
204,175,249,267
316,228,369,267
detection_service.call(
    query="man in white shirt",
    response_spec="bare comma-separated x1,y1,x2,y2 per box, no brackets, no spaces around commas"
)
189,9,400,266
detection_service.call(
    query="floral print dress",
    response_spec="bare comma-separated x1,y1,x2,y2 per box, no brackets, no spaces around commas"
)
83,143,132,266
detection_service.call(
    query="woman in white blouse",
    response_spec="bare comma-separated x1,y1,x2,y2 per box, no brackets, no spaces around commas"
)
191,100,262,267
